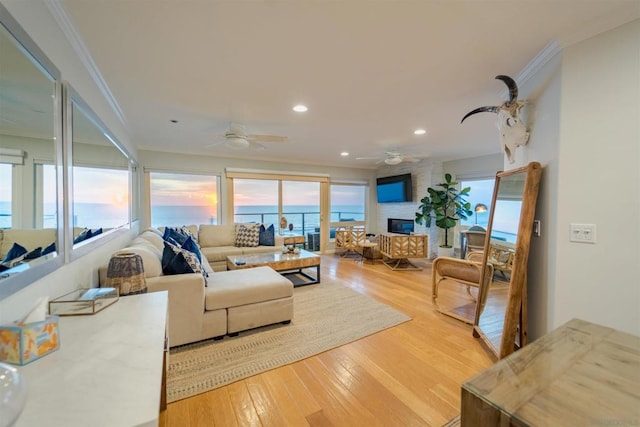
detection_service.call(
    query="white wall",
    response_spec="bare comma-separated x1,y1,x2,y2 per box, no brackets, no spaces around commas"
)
552,20,640,336
374,160,443,258
444,153,503,180
514,52,563,339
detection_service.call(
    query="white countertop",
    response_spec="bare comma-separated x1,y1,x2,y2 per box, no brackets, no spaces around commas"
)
15,291,168,427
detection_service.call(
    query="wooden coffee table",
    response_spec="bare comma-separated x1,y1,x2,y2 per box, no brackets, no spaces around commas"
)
226,249,320,286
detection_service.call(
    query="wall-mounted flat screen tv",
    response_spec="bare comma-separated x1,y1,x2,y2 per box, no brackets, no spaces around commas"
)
376,173,413,203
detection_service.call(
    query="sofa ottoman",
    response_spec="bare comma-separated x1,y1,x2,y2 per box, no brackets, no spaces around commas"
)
206,266,293,334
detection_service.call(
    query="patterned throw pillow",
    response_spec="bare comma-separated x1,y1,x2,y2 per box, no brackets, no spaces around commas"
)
162,240,207,285
235,224,260,247
259,224,275,246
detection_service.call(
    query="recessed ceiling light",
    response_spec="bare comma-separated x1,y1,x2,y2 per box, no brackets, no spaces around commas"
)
341,152,349,157
293,104,308,113
414,129,426,135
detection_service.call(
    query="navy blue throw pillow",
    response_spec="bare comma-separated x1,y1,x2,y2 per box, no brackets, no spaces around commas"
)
73,229,91,244
24,247,42,260
91,228,103,237
181,235,202,262
162,227,188,245
42,241,56,256
2,242,27,264
259,224,275,246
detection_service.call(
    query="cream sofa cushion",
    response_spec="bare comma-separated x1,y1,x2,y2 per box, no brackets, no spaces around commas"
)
205,266,292,311
199,224,236,247
201,245,243,263
137,230,165,252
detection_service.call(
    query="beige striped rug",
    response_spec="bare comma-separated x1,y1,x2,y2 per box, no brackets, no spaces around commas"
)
167,278,411,403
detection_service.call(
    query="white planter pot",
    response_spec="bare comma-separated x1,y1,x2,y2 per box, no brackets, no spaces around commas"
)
437,246,455,258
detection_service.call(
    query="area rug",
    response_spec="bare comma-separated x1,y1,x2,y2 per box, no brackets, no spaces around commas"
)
166,278,411,403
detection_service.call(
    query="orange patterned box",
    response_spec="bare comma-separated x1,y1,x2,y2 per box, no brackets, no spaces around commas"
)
0,315,60,365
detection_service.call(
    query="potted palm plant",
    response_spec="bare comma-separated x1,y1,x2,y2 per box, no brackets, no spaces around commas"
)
415,173,472,257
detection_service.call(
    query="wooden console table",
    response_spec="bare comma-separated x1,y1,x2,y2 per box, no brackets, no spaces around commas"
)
15,292,168,426
462,318,640,426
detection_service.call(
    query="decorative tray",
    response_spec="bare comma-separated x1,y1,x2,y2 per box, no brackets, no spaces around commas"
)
49,288,119,316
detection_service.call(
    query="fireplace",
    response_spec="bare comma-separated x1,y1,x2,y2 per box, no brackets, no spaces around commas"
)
387,218,414,235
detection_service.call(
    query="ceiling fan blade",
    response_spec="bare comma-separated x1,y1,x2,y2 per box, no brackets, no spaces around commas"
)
355,156,382,160
248,134,288,143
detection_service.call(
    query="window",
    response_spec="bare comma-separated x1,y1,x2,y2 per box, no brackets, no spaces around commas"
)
330,184,366,223
40,164,57,228
150,172,219,228
232,178,279,226
459,178,494,228
0,164,11,228
329,183,366,239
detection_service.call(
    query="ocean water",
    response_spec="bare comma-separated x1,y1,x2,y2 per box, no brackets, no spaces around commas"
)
1,202,364,232
150,204,364,234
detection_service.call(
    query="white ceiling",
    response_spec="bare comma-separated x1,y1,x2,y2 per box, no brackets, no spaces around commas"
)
58,0,639,169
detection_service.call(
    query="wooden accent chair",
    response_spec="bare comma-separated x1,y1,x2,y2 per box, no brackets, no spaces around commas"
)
432,252,494,323
378,233,429,270
488,245,515,278
334,226,366,257
465,230,487,253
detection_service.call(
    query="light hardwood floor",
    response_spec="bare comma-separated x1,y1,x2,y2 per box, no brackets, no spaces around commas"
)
160,254,496,427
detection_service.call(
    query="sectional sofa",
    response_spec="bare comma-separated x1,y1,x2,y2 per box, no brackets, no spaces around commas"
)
101,225,294,347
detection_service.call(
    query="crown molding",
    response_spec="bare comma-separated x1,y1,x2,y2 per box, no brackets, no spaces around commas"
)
45,0,127,127
516,39,562,88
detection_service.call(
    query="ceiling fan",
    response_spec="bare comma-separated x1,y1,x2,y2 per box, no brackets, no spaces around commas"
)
208,123,288,150
356,151,422,165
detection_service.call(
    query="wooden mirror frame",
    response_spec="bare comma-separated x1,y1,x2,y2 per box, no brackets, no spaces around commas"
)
473,161,542,359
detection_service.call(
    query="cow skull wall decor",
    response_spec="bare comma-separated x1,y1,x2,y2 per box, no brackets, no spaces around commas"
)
461,75,529,163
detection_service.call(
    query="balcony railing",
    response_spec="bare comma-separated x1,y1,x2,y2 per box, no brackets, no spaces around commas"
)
234,210,364,239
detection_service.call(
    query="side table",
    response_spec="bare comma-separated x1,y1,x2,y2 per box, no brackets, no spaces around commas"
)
461,318,640,426
359,242,378,264
282,233,306,248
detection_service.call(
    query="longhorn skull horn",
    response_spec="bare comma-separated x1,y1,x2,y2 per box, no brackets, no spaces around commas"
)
460,75,519,123
460,75,529,164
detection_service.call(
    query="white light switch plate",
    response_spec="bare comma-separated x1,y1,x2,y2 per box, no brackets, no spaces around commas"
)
570,223,597,243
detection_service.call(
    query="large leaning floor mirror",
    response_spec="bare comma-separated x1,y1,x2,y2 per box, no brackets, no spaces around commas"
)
0,5,63,298
473,161,542,359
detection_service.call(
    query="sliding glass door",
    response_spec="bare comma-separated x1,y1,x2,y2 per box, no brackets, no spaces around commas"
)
230,174,326,251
